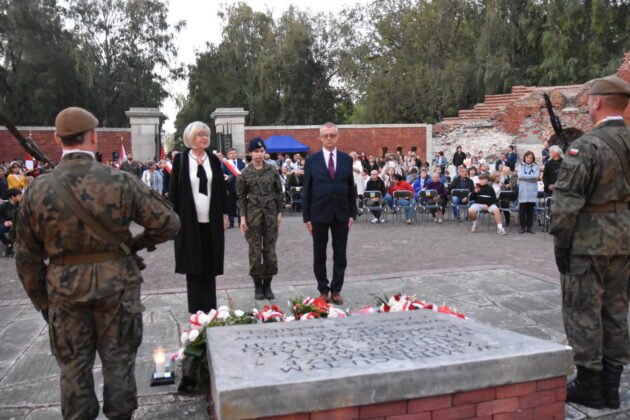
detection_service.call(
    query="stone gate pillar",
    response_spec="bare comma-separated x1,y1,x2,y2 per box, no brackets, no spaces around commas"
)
125,107,164,161
210,108,249,155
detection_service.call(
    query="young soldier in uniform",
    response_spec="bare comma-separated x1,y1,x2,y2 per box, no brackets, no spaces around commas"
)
550,75,630,409
236,138,283,300
14,107,180,420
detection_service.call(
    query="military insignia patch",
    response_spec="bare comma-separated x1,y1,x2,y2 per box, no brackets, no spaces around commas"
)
569,148,579,156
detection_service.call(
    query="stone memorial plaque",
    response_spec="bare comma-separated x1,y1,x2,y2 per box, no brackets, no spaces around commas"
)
207,310,571,420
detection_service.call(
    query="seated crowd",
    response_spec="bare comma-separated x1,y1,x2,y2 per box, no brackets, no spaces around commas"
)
0,140,565,257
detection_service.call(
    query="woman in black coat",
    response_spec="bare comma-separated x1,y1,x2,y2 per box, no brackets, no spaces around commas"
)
169,121,229,313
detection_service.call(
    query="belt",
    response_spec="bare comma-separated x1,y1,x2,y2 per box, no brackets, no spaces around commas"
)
49,251,127,265
582,201,629,213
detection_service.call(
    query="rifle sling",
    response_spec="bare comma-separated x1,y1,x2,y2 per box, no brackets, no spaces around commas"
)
47,175,132,256
593,130,630,187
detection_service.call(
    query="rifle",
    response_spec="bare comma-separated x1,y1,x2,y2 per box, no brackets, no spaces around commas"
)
542,93,567,150
0,114,55,167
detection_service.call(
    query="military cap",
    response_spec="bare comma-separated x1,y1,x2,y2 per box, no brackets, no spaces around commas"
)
55,107,99,138
248,137,266,152
589,75,630,97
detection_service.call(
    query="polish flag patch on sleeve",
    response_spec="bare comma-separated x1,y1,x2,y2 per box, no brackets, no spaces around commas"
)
569,148,579,156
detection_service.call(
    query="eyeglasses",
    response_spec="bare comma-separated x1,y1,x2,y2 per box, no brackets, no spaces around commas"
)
320,133,338,139
195,133,210,138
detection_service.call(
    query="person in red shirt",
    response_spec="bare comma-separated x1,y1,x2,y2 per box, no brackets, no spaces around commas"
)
389,174,415,224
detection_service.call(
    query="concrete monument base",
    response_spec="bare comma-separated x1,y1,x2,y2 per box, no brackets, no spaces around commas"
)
207,310,572,420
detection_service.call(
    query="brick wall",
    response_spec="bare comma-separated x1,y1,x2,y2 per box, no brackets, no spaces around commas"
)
0,128,131,164
245,125,429,161
235,377,566,420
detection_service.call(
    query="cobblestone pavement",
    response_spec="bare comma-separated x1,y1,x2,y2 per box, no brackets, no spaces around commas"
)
0,211,561,304
0,213,627,419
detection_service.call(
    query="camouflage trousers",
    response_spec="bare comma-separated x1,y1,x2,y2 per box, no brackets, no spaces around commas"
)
561,255,630,371
244,224,278,279
48,285,144,420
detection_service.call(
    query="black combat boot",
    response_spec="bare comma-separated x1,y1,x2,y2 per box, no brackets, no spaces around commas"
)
263,278,275,300
602,362,623,409
566,365,605,408
253,278,265,300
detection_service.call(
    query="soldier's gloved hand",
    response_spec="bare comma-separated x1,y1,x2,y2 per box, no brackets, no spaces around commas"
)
554,247,570,275
41,308,49,324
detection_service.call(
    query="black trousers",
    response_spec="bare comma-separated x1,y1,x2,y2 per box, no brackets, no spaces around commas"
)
0,225,11,246
312,221,349,294
519,202,535,229
185,223,216,313
228,192,239,225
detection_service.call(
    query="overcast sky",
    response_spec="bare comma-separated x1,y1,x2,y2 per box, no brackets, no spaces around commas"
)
163,0,370,132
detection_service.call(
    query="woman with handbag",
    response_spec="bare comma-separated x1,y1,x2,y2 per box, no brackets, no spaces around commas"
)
169,121,229,313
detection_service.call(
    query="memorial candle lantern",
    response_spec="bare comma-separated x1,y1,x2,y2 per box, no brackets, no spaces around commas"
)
151,346,175,386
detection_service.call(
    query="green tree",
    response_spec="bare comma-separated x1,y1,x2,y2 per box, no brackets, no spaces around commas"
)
0,0,85,124
67,0,183,126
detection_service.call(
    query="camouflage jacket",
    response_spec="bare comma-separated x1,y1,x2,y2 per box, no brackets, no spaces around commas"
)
119,160,142,178
236,163,283,228
14,153,180,311
550,119,630,255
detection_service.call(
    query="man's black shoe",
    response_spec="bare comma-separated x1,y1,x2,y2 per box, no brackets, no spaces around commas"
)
566,366,605,409
602,362,623,409
526,227,535,234
518,227,525,234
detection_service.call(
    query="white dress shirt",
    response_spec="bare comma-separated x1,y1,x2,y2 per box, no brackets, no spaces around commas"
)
322,148,337,173
189,151,212,223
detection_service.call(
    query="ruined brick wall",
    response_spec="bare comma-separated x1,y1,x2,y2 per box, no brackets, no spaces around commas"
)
245,125,429,161
434,52,630,163
0,128,131,164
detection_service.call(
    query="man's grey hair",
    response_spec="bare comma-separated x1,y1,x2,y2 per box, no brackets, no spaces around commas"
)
183,121,210,148
320,122,338,136
549,145,563,158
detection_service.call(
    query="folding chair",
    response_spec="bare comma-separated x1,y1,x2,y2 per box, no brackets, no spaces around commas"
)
418,189,440,223
450,189,471,222
498,190,519,230
362,190,387,224
289,186,303,213
534,190,547,232
393,190,415,223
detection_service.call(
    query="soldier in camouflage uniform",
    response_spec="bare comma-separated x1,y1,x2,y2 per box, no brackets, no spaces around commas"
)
236,138,283,300
119,152,142,178
14,107,180,420
550,75,630,409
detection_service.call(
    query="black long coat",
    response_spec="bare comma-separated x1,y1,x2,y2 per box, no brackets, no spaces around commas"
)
169,150,228,276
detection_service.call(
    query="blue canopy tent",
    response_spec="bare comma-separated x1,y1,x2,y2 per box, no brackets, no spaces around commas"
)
263,135,310,153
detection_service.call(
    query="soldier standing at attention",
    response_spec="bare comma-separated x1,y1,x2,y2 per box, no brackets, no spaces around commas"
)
14,107,180,420
550,75,630,409
237,138,283,300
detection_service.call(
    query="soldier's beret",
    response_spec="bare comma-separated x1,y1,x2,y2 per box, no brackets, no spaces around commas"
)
55,107,99,138
589,75,630,97
248,137,266,152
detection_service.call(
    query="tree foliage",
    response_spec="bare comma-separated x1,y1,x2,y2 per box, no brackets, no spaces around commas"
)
178,0,629,131
0,0,182,126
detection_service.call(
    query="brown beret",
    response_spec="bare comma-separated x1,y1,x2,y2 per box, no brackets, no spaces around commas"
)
55,107,99,138
589,75,630,97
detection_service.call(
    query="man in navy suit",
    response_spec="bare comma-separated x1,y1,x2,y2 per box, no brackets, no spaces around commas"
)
303,122,357,304
223,148,246,228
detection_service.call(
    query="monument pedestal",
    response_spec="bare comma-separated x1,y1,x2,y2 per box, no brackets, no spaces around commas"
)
207,311,571,420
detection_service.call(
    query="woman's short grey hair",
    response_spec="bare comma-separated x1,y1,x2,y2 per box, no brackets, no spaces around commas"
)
183,121,210,148
549,145,563,158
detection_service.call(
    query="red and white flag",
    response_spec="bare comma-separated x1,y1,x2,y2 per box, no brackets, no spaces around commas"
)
160,145,166,160
24,153,34,170
120,143,127,161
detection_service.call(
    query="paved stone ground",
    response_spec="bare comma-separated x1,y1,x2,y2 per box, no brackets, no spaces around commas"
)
0,213,628,419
